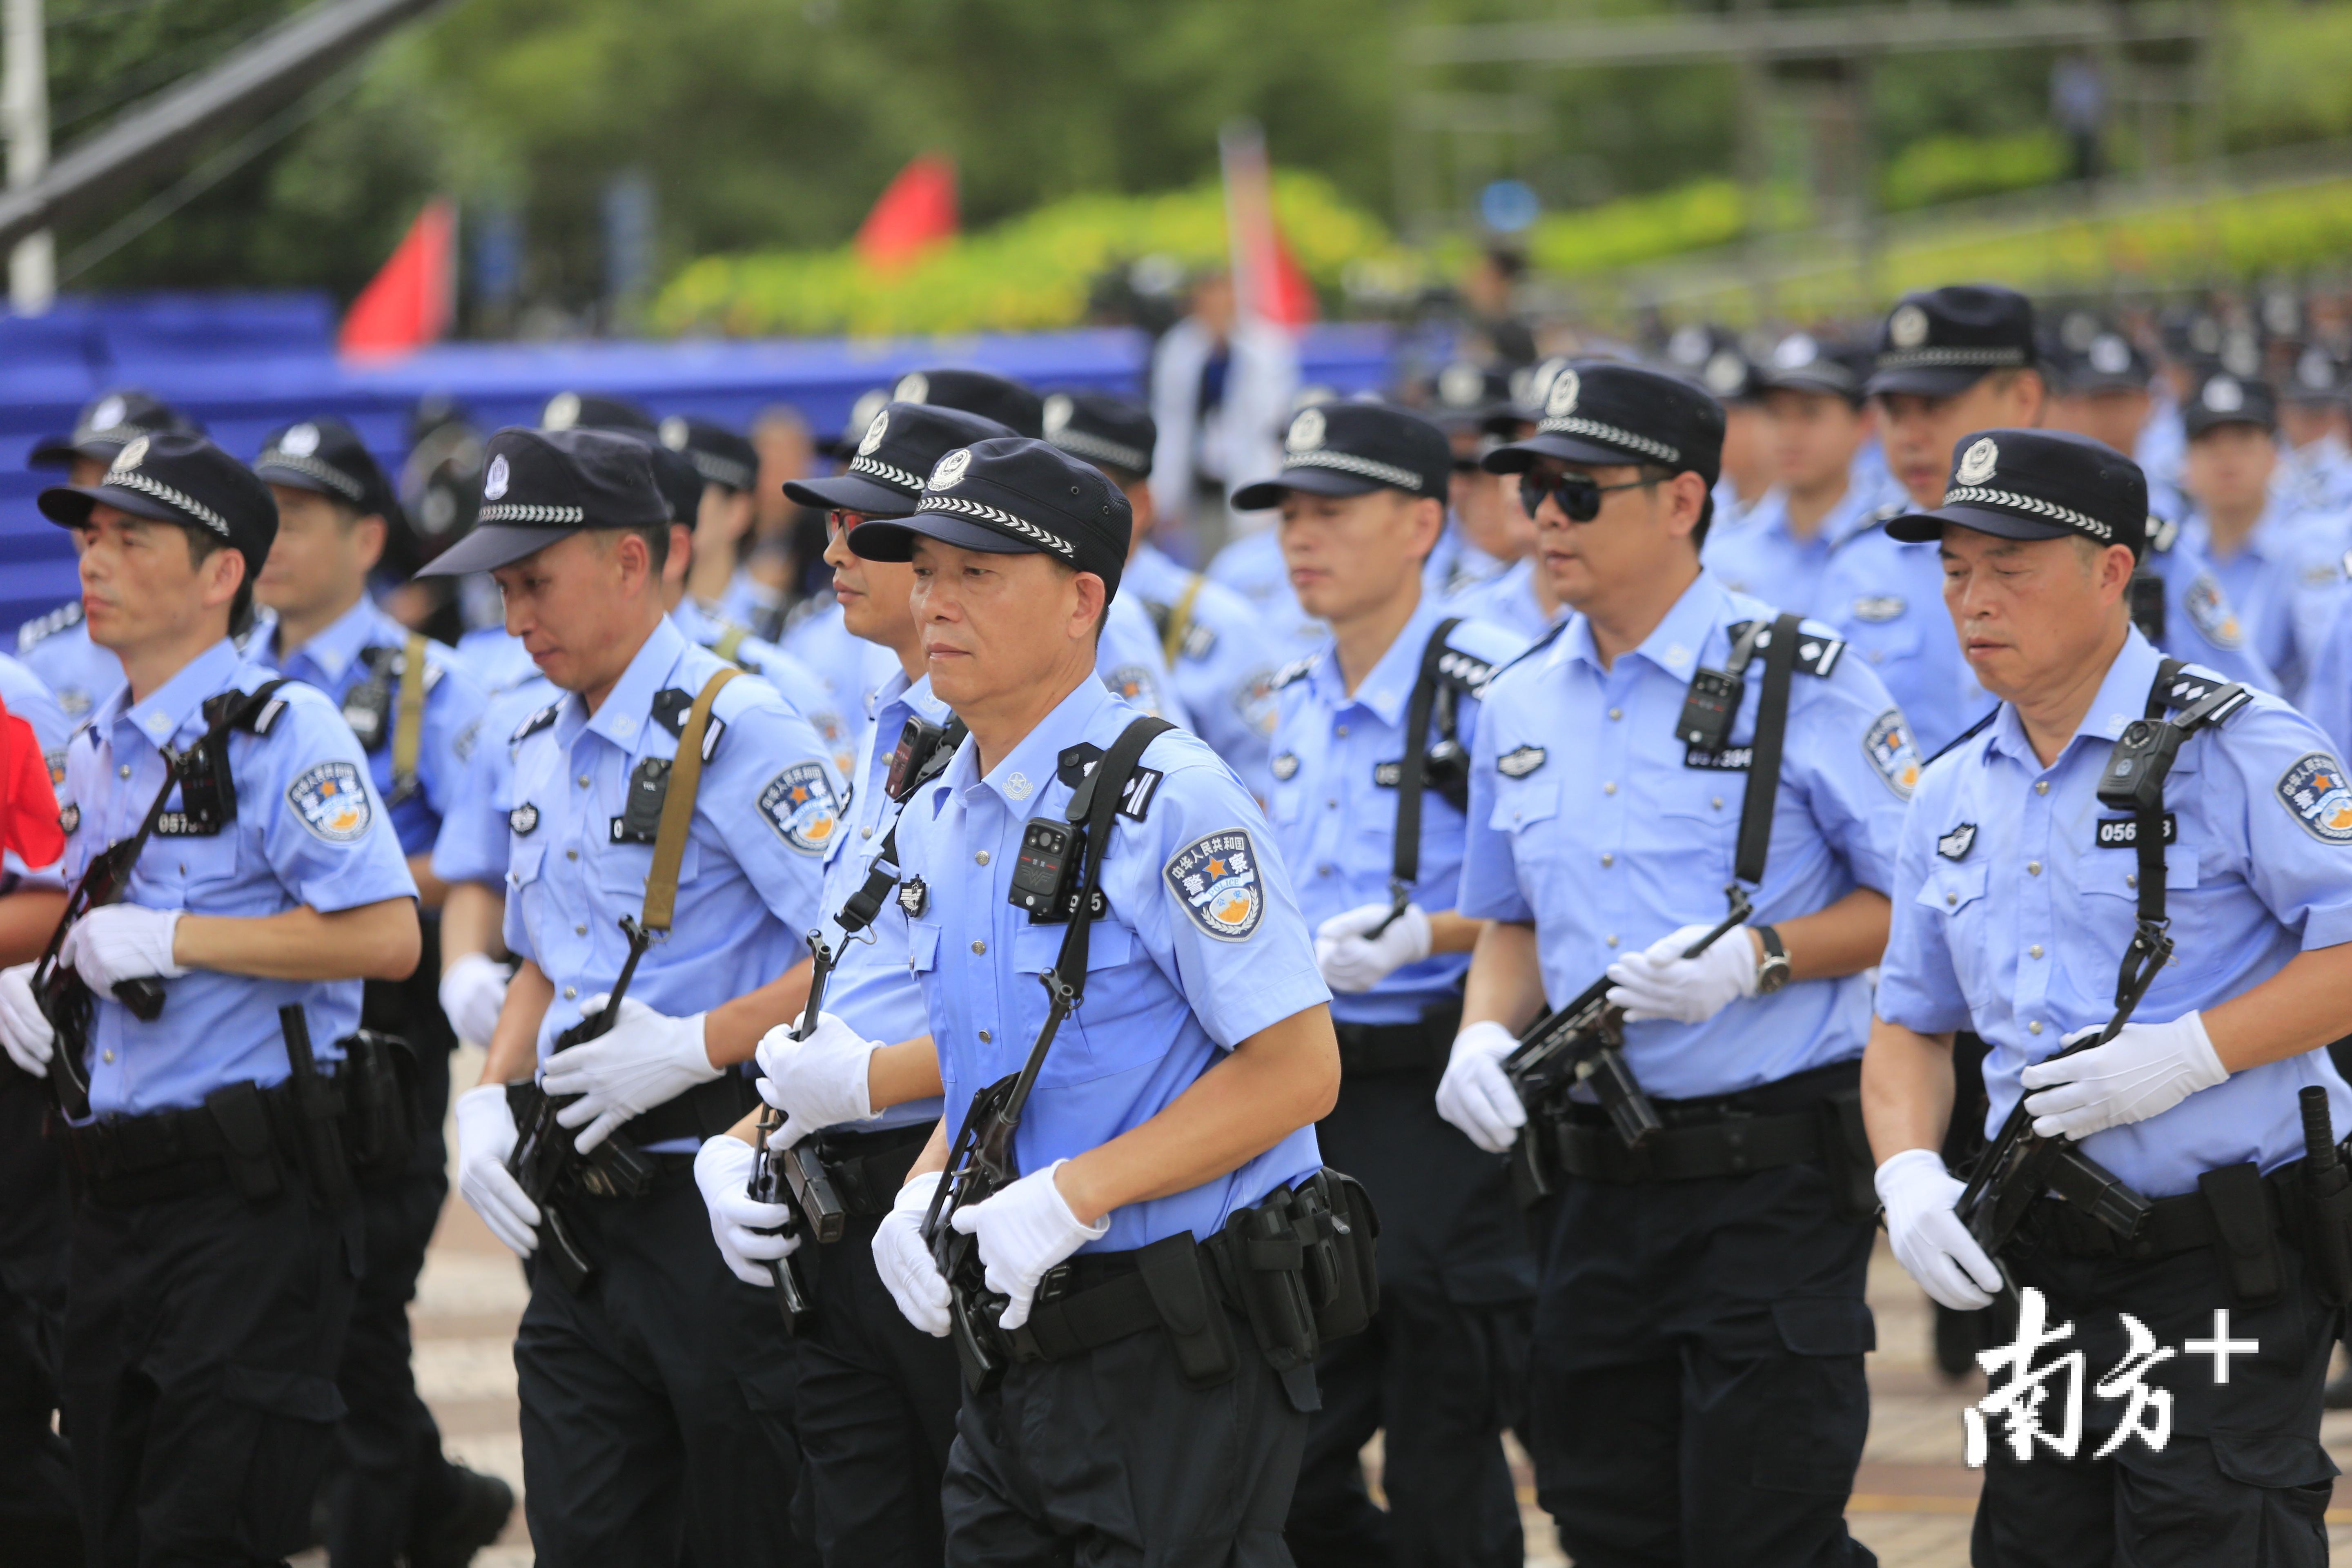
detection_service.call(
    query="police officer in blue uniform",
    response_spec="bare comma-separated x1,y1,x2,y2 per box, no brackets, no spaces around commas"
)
246,417,514,1566
0,432,423,1564
845,436,1353,1564
1042,390,1285,795
1237,399,1534,1568
699,396,1015,1568
423,428,842,1566
18,391,200,725
1438,363,1912,1566
1864,428,2352,1567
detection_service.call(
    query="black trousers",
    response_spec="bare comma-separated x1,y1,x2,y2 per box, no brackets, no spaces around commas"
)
325,1035,462,1568
0,1071,80,1566
1528,1156,1877,1568
1287,1069,1530,1568
514,1166,811,1567
1971,1234,2338,1567
62,1160,360,1568
942,1305,1311,1567
793,1205,961,1566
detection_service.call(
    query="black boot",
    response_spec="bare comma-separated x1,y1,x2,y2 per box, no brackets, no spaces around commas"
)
405,1466,515,1568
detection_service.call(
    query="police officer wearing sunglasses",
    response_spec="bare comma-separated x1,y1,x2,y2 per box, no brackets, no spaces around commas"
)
1438,361,1915,1565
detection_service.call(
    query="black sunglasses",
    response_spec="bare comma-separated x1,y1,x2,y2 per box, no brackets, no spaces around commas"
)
1518,471,1662,522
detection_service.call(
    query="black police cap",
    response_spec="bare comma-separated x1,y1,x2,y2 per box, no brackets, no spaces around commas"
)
2053,328,2153,396
416,427,671,577
2285,346,2345,407
1419,361,1517,432
1886,428,2147,557
848,436,1132,600
1662,325,1759,404
1755,332,1869,402
659,415,760,492
818,388,892,462
1229,401,1451,512
1482,361,1726,488
1042,390,1156,478
29,389,198,469
39,431,278,574
786,403,1017,518
2182,371,2278,439
893,368,1045,439
1867,285,2036,397
254,416,400,523
541,391,656,435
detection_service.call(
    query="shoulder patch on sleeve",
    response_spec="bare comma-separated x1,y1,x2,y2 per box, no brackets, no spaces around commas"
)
1102,665,1166,715
288,761,374,843
510,702,560,746
2185,571,2245,650
2277,753,2352,843
1864,709,1922,800
16,599,81,651
759,762,841,854
1163,829,1265,942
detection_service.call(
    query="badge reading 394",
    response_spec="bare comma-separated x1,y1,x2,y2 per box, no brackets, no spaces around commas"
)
1165,830,1264,941
760,764,841,855
289,761,372,844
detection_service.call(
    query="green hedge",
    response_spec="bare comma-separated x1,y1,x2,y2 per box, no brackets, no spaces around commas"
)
651,171,1401,338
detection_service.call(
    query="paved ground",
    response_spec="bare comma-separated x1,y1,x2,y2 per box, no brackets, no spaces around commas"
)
363,1056,2352,1566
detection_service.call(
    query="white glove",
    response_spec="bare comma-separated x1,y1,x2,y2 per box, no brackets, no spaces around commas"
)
0,962,53,1075
438,951,510,1047
874,1171,952,1336
753,1011,880,1145
2020,1012,2226,1141
541,996,721,1154
948,1160,1109,1332
60,904,184,991
1875,1147,2005,1312
1434,1019,1526,1154
1605,924,1759,1025
693,1134,801,1288
454,1083,539,1258
1314,901,1434,993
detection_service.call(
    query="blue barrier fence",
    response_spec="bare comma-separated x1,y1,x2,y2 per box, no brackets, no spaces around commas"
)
0,293,1395,640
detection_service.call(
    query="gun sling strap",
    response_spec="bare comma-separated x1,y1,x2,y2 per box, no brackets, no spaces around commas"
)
1157,573,1208,668
836,716,970,936
603,666,758,1146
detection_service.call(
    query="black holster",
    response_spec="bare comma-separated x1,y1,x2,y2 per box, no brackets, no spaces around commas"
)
2200,1161,2285,1305
204,1081,285,1204
336,1030,419,1179
1136,1232,1241,1390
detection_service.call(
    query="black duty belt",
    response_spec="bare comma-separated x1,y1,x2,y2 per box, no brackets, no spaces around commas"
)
810,1122,933,1218
614,1071,762,1147
1549,1059,1860,1185
1011,1240,1179,1363
51,1080,316,1206
1333,999,1462,1078
2020,1158,2313,1264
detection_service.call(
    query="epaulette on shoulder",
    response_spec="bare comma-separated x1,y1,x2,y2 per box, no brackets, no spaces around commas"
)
1921,705,2000,769
17,599,81,652
650,685,732,760
1483,618,1568,684
1726,619,1845,677
510,702,560,746
1267,653,1321,692
2147,513,2180,555
1434,643,1498,696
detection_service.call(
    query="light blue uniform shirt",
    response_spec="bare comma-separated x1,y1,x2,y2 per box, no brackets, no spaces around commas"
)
1442,557,1560,645
895,676,1328,1253
17,600,125,726
501,618,844,1080
1098,593,1189,729
670,600,858,780
2186,502,2338,696
1458,573,1914,1098
1270,599,1527,1026
1123,543,1286,797
428,674,557,890
2137,522,2279,693
453,625,543,696
58,639,417,1118
1875,630,2352,1198
815,666,949,1134
1702,475,1895,617
272,598,488,858
1425,523,1505,602
1814,511,1975,757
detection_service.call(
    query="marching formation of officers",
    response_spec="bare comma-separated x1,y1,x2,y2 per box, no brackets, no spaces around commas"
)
3,274,2352,1568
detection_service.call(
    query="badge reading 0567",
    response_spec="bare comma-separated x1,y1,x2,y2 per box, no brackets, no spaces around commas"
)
1165,830,1264,942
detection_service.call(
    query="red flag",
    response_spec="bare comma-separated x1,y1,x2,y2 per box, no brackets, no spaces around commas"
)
339,198,457,359
855,156,959,271
1219,122,1317,330
0,697,62,871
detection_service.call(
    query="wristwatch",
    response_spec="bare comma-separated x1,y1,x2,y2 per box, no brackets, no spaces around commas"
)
1753,925,1793,994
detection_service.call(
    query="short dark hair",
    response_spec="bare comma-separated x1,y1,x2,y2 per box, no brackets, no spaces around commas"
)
181,526,254,635
601,522,670,575
1643,463,1717,551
